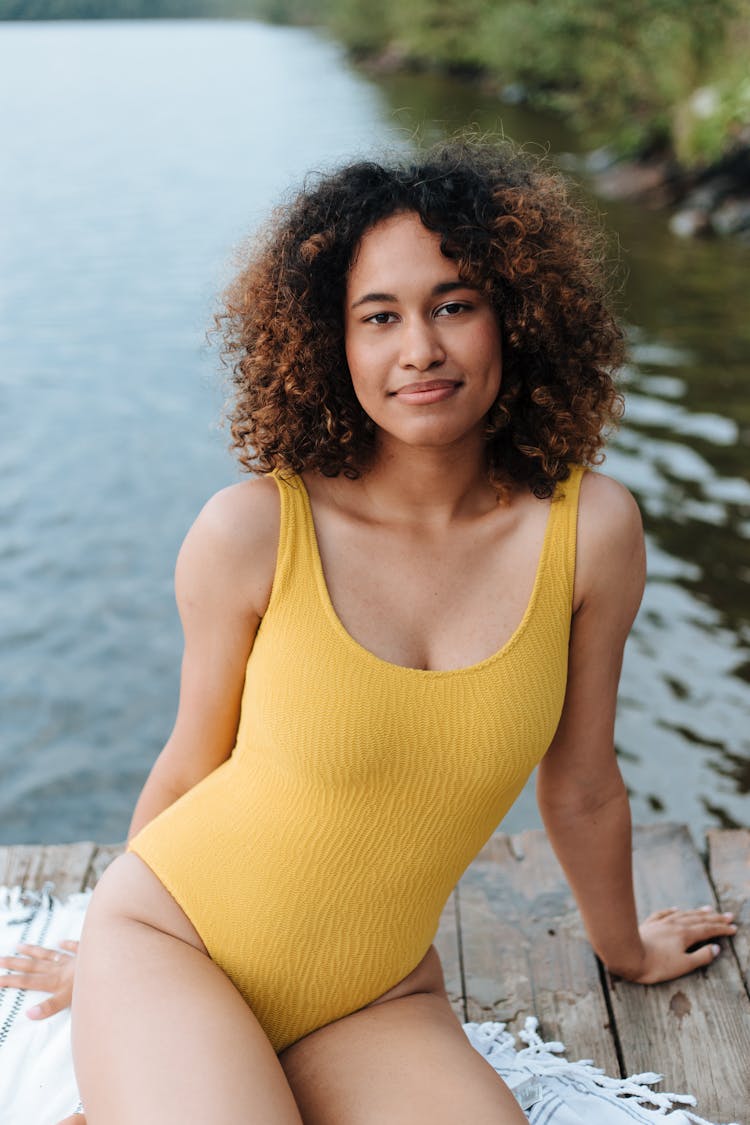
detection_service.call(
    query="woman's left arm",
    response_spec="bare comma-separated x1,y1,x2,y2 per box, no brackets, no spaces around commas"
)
537,472,736,983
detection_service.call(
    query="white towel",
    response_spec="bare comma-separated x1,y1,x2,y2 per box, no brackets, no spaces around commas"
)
0,887,737,1125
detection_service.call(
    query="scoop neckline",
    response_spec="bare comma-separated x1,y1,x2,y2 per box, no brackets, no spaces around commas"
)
291,473,561,678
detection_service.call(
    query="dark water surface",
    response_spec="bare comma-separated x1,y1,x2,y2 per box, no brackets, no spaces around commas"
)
1,22,748,844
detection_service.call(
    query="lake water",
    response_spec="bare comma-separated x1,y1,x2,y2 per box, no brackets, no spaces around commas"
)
1,20,748,844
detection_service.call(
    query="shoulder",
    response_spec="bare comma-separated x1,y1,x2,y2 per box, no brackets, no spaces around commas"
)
176,476,280,618
573,468,646,617
189,475,280,546
577,467,643,545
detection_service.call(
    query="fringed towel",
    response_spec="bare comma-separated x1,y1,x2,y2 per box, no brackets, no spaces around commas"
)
0,887,738,1125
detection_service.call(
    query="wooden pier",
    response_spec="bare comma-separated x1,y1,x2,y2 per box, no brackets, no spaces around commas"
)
2,822,749,1122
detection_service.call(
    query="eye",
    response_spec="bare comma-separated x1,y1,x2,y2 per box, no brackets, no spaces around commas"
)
435,301,470,317
364,311,398,325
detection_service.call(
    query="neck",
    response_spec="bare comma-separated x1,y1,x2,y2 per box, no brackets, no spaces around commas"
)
355,433,500,526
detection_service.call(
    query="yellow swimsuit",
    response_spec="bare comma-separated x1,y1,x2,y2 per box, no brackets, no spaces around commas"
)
128,466,583,1052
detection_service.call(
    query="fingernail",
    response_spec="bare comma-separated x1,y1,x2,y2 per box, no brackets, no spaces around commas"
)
27,1006,41,1018
700,905,712,912
711,944,721,956
723,912,735,920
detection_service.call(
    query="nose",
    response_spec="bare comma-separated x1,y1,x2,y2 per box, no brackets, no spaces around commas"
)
398,317,446,371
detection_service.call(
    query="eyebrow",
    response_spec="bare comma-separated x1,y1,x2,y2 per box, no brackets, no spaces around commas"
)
349,280,476,310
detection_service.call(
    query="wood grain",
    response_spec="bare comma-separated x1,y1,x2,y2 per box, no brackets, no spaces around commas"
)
606,823,750,1120
708,828,750,998
458,829,620,1072
84,843,125,889
0,843,96,897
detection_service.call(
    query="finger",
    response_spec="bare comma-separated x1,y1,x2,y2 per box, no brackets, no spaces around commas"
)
59,940,80,952
679,922,737,940
687,943,721,971
26,994,67,1020
696,905,735,919
0,953,57,975
58,1116,87,1125
664,908,728,922
660,911,736,931
15,944,66,962
0,972,41,989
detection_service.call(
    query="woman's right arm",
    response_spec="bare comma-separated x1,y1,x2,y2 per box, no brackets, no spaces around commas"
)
0,476,281,1018
127,475,280,838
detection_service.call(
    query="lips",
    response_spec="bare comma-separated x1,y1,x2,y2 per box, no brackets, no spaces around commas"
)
392,380,462,395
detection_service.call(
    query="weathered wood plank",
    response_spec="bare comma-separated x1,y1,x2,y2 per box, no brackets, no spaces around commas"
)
84,843,126,890
606,823,750,1120
707,828,750,998
459,830,620,1073
0,843,96,897
435,889,465,1022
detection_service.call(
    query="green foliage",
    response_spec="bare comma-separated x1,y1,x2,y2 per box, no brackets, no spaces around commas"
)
248,0,325,25
386,0,488,70
4,0,747,169
471,0,743,155
325,0,393,55
319,0,750,163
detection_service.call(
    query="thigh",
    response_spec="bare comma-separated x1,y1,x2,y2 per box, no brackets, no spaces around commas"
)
279,990,528,1125
73,854,303,1125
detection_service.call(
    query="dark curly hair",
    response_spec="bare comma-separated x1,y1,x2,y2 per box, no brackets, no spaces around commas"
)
217,135,625,499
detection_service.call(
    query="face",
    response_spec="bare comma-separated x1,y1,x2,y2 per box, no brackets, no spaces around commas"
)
344,211,502,456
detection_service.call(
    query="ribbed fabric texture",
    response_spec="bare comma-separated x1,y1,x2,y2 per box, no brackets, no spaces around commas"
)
129,466,584,1052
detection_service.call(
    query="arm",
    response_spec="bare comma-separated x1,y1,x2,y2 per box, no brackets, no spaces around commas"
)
126,476,279,838
0,476,281,1016
537,471,735,983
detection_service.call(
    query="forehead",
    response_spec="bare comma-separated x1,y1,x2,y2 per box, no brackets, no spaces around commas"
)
347,212,459,289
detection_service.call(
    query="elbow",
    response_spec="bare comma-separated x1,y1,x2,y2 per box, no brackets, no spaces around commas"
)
537,764,629,823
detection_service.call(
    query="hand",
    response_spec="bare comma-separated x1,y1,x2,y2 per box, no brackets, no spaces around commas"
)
613,906,737,984
0,940,78,1018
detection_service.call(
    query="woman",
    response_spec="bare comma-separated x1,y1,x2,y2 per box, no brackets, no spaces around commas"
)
1,137,735,1124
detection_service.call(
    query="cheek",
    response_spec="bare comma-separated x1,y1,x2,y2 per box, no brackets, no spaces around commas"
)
471,319,503,384
344,332,387,389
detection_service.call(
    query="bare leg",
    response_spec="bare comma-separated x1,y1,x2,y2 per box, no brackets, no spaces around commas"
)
72,854,303,1125
281,977,528,1124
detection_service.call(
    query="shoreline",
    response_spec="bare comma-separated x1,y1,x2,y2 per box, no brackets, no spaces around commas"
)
358,48,750,243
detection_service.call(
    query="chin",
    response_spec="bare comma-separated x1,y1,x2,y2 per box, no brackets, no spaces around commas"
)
381,423,484,452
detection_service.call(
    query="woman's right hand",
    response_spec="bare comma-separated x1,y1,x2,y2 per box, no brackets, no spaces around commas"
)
0,939,78,1018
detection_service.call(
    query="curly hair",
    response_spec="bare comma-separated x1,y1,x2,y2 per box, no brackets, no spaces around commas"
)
217,135,625,499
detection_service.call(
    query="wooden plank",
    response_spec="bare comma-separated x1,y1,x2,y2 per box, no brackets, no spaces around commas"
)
84,843,126,890
459,830,620,1073
0,843,96,897
606,823,750,1120
707,828,750,996
435,889,465,1022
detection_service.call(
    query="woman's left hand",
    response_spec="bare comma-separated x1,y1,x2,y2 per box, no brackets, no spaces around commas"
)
0,940,79,1018
615,907,737,984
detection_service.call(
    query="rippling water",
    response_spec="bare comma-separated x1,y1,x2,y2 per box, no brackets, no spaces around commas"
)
1,21,748,843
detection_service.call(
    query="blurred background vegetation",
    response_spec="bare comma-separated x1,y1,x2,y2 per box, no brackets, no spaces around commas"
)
3,0,749,170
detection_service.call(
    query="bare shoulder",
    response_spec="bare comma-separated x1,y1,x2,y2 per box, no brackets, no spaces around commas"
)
176,476,280,618
574,468,646,615
190,475,280,546
578,468,643,542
